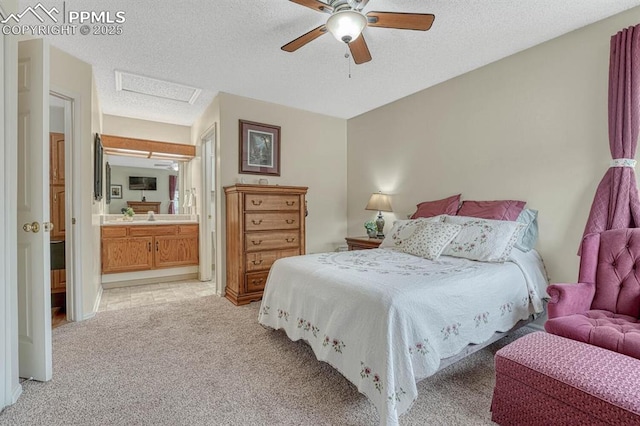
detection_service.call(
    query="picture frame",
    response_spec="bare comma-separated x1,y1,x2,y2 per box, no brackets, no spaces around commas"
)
110,184,123,199
239,119,280,176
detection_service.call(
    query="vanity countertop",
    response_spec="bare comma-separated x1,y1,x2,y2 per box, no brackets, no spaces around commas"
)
100,214,198,226
101,220,198,226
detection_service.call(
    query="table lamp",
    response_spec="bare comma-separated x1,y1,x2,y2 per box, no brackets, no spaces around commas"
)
365,192,393,238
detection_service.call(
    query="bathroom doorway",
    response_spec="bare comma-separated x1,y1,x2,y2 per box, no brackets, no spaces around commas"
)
200,124,219,289
49,91,79,325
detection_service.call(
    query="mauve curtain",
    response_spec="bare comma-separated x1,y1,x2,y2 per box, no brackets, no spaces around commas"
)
168,175,177,214
581,24,640,251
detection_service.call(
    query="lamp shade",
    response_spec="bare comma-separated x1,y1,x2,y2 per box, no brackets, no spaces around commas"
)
365,192,393,212
326,10,367,43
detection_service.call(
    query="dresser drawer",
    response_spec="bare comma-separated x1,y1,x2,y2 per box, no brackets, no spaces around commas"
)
245,231,300,252
245,272,269,293
245,248,300,272
245,212,299,231
245,194,300,211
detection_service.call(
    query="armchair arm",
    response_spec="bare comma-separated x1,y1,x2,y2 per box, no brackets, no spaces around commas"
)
546,282,596,319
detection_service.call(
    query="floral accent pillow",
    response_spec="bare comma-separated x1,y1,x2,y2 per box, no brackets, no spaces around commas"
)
442,215,525,263
379,216,444,250
400,222,462,260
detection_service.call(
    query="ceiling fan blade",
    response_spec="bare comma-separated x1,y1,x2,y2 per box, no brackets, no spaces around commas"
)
289,0,333,13
366,12,435,31
349,35,372,65
281,25,328,52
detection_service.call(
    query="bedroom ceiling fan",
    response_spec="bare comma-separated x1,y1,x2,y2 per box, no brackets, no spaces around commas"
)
281,0,435,64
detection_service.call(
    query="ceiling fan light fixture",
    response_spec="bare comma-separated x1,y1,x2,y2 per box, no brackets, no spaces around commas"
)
326,10,367,43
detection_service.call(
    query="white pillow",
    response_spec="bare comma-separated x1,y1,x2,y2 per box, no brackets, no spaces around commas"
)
442,215,524,263
400,222,462,260
379,215,444,250
514,209,538,252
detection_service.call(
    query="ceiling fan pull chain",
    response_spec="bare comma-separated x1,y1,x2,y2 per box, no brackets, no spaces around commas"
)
344,44,351,79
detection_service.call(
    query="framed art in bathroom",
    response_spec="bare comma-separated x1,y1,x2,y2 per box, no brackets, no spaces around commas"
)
110,184,123,199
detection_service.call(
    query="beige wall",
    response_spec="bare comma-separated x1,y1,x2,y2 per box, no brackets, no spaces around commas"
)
348,7,640,284
192,93,348,291
50,46,101,317
218,92,348,253
91,75,103,317
102,114,190,144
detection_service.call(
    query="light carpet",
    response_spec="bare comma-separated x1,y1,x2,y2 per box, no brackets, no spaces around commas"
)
0,295,531,425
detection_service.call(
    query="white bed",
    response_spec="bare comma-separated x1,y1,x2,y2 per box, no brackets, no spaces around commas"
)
258,247,548,426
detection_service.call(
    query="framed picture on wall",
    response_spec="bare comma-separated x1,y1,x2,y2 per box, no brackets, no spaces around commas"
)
239,119,280,176
110,184,123,199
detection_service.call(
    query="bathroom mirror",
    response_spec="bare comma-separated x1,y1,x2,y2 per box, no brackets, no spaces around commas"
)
100,134,196,216
106,155,185,215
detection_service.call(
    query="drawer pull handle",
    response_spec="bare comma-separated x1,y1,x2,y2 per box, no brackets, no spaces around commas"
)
252,219,263,225
252,279,263,285
252,240,263,245
156,241,159,251
252,259,263,265
252,200,263,206
286,237,296,243
285,219,295,224
286,201,295,206
148,242,152,252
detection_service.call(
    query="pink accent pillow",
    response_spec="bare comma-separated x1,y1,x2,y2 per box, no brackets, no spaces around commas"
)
457,200,526,221
411,194,461,219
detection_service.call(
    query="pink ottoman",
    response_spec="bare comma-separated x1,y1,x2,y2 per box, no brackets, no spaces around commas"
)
491,332,640,425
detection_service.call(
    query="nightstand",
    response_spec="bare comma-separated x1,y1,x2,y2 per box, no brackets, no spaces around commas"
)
345,236,383,251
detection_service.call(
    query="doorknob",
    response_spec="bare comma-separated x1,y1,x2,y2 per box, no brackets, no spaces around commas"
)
22,222,40,233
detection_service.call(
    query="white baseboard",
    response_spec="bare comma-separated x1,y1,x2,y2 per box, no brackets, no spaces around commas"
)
11,383,22,403
101,273,199,289
83,285,103,320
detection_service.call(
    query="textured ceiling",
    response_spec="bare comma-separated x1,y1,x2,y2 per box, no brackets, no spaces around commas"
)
18,0,640,125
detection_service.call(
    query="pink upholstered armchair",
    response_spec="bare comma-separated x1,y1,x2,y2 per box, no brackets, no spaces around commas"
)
545,228,640,359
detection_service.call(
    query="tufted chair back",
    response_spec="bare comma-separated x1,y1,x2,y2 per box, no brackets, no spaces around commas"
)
579,228,640,318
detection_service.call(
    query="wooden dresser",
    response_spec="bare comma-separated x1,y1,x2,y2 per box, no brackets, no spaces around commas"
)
127,201,161,214
225,184,307,305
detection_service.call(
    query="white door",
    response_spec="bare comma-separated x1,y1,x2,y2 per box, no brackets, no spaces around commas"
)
200,126,216,282
17,38,52,381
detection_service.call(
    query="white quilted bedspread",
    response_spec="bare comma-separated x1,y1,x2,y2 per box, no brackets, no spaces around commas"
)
258,248,548,425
